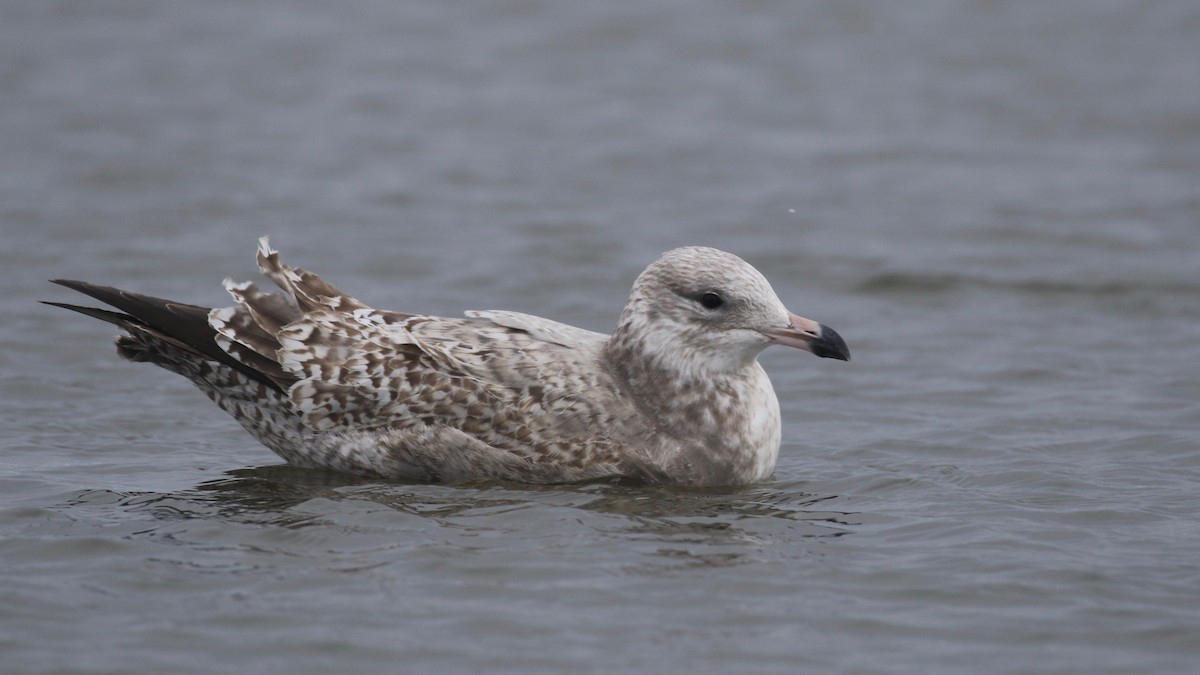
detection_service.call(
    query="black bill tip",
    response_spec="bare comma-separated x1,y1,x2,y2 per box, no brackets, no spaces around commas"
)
811,324,850,361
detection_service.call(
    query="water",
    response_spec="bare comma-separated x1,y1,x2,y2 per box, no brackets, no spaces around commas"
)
3,1,1199,673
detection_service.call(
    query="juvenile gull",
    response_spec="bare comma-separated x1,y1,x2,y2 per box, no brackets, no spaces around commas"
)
46,239,849,486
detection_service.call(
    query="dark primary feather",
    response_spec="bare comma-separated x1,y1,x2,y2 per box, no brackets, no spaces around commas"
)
44,279,286,392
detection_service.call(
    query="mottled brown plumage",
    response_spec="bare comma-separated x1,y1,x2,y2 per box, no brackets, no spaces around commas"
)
47,238,849,485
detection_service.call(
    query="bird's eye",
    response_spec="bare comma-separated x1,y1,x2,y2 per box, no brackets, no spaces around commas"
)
699,292,724,310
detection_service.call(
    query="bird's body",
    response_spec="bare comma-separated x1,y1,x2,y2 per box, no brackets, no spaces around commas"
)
48,239,848,486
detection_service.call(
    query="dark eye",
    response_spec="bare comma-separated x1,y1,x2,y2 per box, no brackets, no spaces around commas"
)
699,292,724,310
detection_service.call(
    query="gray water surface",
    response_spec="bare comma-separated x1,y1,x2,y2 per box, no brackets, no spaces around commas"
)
3,2,1200,673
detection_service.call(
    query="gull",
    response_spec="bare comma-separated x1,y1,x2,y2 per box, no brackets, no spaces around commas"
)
46,239,849,486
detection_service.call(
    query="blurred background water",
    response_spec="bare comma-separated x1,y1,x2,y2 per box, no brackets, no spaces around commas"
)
2,1,1199,673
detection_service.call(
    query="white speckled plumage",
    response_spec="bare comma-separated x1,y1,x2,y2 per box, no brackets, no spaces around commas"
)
48,238,849,486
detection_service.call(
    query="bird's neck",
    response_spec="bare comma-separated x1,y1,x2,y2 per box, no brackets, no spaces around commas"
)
605,325,782,485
